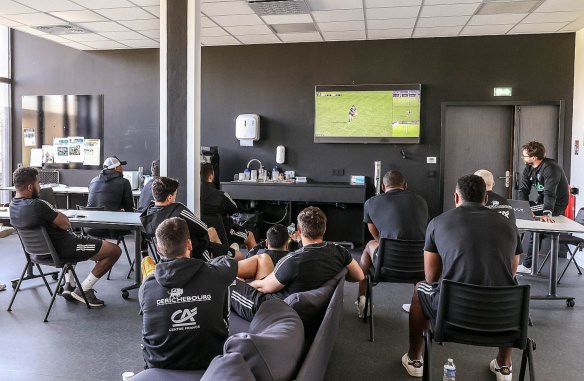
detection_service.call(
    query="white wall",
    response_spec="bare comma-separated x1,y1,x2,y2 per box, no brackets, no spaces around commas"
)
572,30,584,212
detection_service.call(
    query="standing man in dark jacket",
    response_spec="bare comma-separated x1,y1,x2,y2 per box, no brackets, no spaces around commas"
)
517,141,569,273
88,156,134,212
139,217,237,370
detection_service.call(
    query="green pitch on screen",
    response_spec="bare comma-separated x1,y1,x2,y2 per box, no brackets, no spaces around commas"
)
315,91,420,138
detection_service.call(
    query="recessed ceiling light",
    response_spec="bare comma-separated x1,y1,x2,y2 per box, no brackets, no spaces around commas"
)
248,0,310,16
477,0,543,15
34,24,89,35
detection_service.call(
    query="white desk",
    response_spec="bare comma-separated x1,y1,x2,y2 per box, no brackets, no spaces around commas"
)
0,208,143,299
516,215,584,306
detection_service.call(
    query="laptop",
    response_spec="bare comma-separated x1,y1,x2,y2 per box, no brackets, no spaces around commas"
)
507,199,536,220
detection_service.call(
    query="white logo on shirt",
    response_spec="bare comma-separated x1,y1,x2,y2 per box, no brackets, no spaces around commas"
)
169,288,183,298
169,308,200,331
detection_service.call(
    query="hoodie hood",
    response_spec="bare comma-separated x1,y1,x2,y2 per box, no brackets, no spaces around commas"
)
154,258,206,288
99,169,123,182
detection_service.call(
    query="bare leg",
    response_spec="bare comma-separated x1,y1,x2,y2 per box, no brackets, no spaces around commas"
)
236,254,274,279
497,347,513,367
358,240,379,297
407,283,429,360
254,254,274,280
208,227,221,244
89,240,121,278
244,231,257,250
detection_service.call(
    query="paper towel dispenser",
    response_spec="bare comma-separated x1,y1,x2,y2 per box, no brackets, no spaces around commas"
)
236,114,260,146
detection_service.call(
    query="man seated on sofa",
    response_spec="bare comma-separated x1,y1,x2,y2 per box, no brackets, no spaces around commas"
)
140,177,243,262
236,224,291,281
140,217,237,370
231,206,364,321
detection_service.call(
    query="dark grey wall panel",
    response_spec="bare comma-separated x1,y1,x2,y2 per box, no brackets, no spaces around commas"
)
12,31,159,187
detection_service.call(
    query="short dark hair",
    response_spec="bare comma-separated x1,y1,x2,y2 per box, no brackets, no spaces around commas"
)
266,224,289,249
456,174,486,203
151,160,160,177
522,141,546,160
13,167,38,192
152,177,179,202
155,217,190,259
297,206,326,239
383,170,406,188
201,163,214,182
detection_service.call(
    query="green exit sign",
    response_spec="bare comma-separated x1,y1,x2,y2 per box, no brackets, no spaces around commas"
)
494,87,513,96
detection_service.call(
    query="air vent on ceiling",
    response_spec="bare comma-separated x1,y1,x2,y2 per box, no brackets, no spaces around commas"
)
247,0,310,16
34,24,88,35
477,0,544,15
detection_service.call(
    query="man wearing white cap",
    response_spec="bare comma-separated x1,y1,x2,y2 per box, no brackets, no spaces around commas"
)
88,156,134,212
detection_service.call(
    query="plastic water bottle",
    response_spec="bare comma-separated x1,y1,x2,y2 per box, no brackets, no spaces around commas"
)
443,358,456,381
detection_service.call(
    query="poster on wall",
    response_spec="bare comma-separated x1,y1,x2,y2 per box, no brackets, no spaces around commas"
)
23,128,36,146
83,139,101,166
53,138,69,164
68,137,85,163
575,139,580,156
30,148,43,167
42,145,54,164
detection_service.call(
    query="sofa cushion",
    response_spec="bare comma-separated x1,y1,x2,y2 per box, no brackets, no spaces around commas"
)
224,299,304,381
201,353,256,381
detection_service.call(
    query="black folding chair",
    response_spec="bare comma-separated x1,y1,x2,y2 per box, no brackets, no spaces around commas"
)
422,280,536,381
76,205,134,279
363,238,425,342
8,226,92,322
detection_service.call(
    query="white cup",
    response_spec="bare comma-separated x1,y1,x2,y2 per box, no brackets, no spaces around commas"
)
251,170,258,181
239,173,245,181
122,371,135,381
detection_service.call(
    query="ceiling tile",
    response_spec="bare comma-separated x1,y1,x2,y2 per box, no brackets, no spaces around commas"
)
39,34,70,43
312,9,364,22
142,5,159,17
468,13,527,25
318,20,364,32
424,0,480,4
262,14,313,24
461,24,514,35
211,14,264,27
561,17,584,31
536,0,584,13
137,29,158,38
366,7,420,20
417,15,470,27
510,21,568,33
201,27,229,37
225,24,272,35
61,41,91,49
0,1,35,15
366,0,422,6
100,30,146,39
201,1,253,16
118,18,159,30
94,7,155,21
201,35,240,45
420,3,480,17
83,40,129,49
129,0,159,5
70,0,135,9
367,18,416,29
368,28,412,39
201,17,216,28
308,0,363,11
524,11,584,23
62,33,109,42
238,34,280,44
49,10,107,22
13,25,45,36
278,32,322,42
77,21,130,32
413,25,463,37
0,15,23,27
15,0,84,12
117,39,159,48
322,30,365,40
4,12,64,26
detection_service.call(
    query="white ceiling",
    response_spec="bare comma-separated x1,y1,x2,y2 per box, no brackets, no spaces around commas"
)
0,0,583,50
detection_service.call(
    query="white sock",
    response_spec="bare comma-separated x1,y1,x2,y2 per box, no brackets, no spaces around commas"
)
81,272,99,291
64,271,71,285
68,270,76,286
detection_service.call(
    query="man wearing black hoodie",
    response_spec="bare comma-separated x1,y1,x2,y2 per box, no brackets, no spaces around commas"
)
88,156,134,211
139,217,237,370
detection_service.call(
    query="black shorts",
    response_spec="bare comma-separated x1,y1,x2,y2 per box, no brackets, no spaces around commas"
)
57,234,103,262
226,224,248,245
230,279,280,321
417,281,440,328
207,242,235,258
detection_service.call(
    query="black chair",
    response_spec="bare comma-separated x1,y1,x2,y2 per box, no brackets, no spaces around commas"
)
76,205,133,279
422,280,536,381
8,226,92,322
537,207,584,283
39,187,58,208
363,238,425,342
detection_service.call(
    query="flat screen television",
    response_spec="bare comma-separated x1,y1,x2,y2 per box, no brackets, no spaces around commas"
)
314,84,421,144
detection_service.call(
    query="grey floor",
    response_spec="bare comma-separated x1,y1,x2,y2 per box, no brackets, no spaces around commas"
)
0,232,583,380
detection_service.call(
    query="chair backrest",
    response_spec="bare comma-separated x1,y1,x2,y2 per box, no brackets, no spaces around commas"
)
576,207,584,225
77,205,105,211
373,238,425,283
39,187,58,208
434,279,530,350
16,226,64,267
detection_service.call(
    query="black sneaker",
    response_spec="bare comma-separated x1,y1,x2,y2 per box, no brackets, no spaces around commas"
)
61,283,76,301
71,288,105,307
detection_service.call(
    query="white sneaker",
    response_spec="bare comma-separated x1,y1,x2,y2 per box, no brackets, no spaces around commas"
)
402,353,423,378
516,264,532,274
402,303,411,313
355,295,366,319
490,359,512,381
0,283,6,291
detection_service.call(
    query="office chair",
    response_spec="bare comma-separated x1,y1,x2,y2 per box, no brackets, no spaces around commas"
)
363,238,425,342
8,226,92,322
76,205,134,279
422,280,535,381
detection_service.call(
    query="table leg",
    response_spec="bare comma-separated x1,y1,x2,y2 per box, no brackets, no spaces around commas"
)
530,232,539,275
120,229,142,299
66,193,70,209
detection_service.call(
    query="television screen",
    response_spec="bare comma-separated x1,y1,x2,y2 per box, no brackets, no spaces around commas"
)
314,84,421,144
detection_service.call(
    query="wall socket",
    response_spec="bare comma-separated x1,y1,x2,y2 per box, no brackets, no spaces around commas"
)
332,169,345,176
426,157,437,164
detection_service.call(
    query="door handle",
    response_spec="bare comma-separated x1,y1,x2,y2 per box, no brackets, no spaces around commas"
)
498,170,511,188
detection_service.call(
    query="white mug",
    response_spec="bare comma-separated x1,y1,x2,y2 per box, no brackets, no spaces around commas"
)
251,170,258,181
122,371,135,381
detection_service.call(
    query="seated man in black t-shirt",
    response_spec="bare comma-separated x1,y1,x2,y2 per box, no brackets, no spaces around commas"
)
474,169,515,223
9,167,121,307
140,217,237,370
237,224,292,281
402,175,522,380
230,206,364,321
